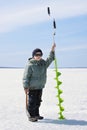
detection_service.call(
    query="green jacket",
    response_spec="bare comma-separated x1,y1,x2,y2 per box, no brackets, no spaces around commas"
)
23,51,55,90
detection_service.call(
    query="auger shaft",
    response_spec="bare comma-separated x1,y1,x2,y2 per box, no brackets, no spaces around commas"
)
47,6,65,119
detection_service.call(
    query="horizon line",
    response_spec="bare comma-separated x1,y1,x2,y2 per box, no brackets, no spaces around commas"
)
0,66,87,69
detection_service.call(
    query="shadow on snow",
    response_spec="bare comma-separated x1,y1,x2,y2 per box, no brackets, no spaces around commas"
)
39,118,87,126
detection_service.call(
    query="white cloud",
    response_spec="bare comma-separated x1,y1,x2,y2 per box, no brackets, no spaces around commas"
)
0,5,47,32
51,0,87,19
0,0,87,33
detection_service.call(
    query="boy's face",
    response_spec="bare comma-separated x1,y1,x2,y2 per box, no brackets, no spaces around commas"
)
34,52,42,61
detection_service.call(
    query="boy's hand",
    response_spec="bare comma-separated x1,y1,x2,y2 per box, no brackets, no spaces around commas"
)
24,88,29,94
51,43,56,52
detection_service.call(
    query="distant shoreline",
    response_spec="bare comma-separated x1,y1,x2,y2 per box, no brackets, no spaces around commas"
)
0,67,87,69
0,67,23,69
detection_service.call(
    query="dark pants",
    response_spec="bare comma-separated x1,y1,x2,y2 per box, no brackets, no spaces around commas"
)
28,89,42,117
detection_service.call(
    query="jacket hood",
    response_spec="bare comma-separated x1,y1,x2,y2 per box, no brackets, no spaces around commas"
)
28,58,45,66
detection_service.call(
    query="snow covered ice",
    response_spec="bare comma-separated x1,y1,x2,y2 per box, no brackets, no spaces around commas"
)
0,68,87,130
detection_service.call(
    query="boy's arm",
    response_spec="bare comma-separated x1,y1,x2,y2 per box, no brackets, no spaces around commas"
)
46,43,56,68
51,43,56,52
23,63,32,90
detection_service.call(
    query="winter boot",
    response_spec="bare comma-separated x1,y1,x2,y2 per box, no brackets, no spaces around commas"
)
35,115,44,120
28,117,38,122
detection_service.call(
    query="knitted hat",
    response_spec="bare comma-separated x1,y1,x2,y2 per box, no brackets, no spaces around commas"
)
32,48,43,57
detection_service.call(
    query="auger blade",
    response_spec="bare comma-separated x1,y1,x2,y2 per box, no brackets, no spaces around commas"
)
54,77,57,80
60,106,64,111
55,72,61,77
58,89,63,94
57,103,59,106
59,98,64,103
58,111,65,119
59,115,65,120
57,72,61,76
56,95,59,98
58,111,62,115
55,86,58,89
58,81,62,85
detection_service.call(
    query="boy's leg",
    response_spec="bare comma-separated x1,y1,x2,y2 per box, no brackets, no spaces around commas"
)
27,90,38,122
28,90,37,117
28,89,43,121
35,90,44,119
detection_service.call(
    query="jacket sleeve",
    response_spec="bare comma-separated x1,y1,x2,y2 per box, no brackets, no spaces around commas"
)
23,63,32,89
45,51,55,68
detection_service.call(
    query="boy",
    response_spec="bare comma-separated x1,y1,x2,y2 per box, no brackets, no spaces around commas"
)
23,43,56,122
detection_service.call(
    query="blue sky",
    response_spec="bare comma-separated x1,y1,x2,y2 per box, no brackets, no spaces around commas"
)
0,0,87,68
